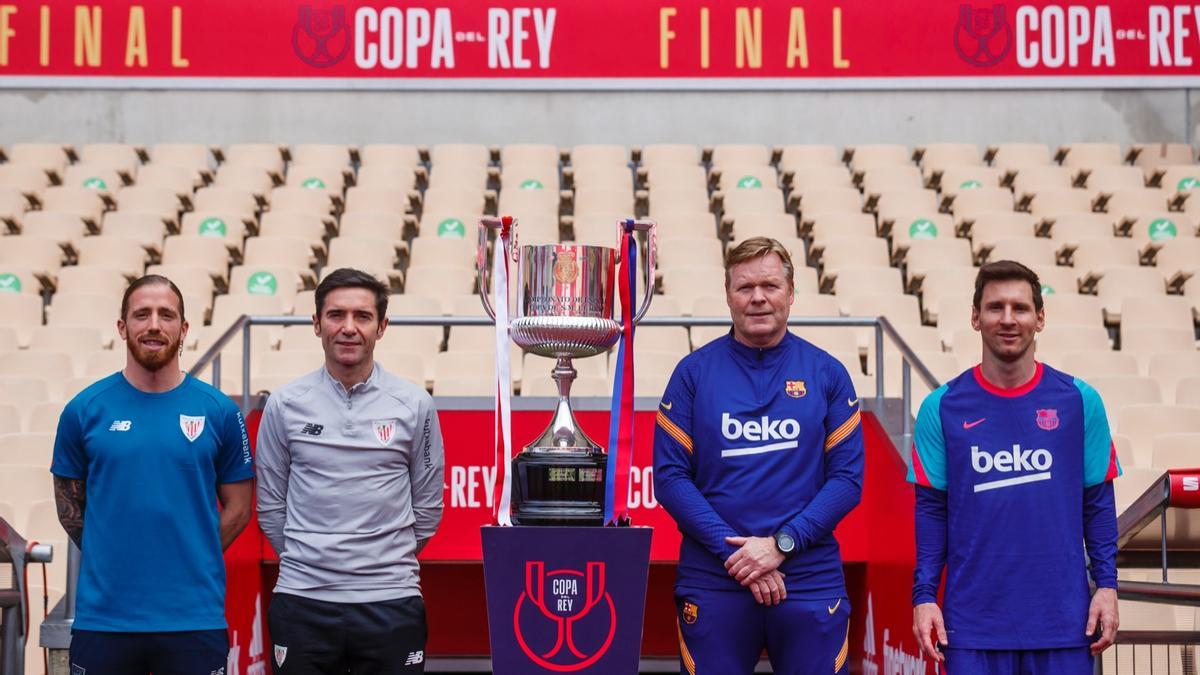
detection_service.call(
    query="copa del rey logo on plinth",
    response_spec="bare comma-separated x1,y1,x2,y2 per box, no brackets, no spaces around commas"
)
513,561,616,671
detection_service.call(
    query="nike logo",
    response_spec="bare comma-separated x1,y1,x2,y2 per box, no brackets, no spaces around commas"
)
847,397,858,407
827,599,841,615
963,418,986,429
661,401,672,410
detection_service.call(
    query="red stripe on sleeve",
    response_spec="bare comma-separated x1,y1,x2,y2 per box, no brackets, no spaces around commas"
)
910,442,933,488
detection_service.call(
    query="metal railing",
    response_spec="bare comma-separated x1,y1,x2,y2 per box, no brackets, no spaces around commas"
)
190,313,941,447
1,517,52,675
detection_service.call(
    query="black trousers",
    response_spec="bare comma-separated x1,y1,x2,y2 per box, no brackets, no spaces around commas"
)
69,629,228,675
267,592,427,674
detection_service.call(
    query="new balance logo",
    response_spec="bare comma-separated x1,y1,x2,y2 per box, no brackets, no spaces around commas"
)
404,650,424,666
301,423,324,436
971,444,1053,492
108,420,132,432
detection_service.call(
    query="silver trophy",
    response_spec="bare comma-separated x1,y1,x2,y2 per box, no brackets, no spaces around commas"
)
479,217,656,525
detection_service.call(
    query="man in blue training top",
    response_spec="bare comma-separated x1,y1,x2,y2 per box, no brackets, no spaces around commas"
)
654,237,864,675
52,274,255,674
909,260,1121,674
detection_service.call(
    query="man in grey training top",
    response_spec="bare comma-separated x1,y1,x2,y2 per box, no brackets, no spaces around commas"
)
256,268,445,674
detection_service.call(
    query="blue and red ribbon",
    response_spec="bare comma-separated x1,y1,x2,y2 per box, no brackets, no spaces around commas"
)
604,220,638,525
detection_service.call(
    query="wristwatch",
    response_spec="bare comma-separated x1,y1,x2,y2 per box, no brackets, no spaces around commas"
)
773,531,796,558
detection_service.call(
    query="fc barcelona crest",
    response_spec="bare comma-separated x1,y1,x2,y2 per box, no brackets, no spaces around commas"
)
682,601,699,625
785,380,807,398
1035,409,1059,431
179,415,205,442
373,419,396,446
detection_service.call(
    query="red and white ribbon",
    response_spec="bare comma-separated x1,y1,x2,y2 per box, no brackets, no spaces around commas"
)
492,218,515,526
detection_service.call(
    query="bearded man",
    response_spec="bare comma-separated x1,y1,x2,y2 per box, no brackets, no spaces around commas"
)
51,274,254,675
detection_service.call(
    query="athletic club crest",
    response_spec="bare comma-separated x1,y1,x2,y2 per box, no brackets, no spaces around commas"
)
1035,409,1059,431
274,644,287,666
373,419,396,446
179,415,205,442
785,380,807,398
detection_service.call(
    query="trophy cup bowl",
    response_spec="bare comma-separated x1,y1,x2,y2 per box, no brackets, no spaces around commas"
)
479,218,656,525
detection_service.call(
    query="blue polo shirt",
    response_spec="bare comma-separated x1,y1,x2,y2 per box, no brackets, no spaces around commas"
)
51,372,253,632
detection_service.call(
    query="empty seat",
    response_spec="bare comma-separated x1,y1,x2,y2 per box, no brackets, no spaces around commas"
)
1129,142,1194,169
904,238,974,284
1089,376,1163,421
967,213,1036,257
1081,165,1146,192
162,235,232,282
431,144,490,168
1026,189,1094,218
1117,404,1200,464
150,143,213,172
193,186,258,218
1067,238,1140,277
845,144,909,171
984,237,1058,267
222,144,286,173
1056,142,1122,168
987,143,1051,171
214,164,276,196
936,166,1003,194
1060,350,1139,379
816,237,891,285
1102,188,1169,216
1042,294,1104,327
567,145,629,169
79,143,143,174
1124,212,1195,248
6,143,70,176
1094,267,1165,318
639,144,700,168
1036,324,1111,353
76,236,148,278
62,164,124,194
361,144,422,169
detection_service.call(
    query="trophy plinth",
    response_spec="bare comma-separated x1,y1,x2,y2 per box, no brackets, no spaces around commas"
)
479,218,656,526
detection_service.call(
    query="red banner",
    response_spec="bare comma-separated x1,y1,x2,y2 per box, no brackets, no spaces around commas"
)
1,1,1199,89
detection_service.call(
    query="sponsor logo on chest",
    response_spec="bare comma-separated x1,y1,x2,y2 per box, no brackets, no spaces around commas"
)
719,412,801,458
971,444,1053,493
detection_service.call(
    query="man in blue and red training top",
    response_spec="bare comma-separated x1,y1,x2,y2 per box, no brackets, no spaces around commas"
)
910,260,1122,674
655,237,864,675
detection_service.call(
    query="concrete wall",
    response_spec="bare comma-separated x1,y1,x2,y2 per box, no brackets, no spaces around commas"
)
2,88,1196,148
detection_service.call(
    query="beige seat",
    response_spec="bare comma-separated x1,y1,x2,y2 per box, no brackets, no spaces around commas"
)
360,144,422,169
355,166,419,192
1066,237,1140,277
816,237,891,288
19,212,89,247
1011,166,1074,201
1029,265,1080,296
0,351,75,384
243,235,318,271
1123,212,1195,248
0,267,41,297
284,165,349,198
344,186,410,216
861,166,924,194
904,238,974,285
845,144,909,171
567,164,632,191
717,187,786,216
62,164,124,194
1056,143,1122,168
889,214,955,255
214,164,276,197
638,144,700,168
259,211,333,246
26,400,66,433
655,238,725,272
1102,188,1169,216
0,235,68,277
844,294,922,327
986,143,1051,171
115,186,182,225
984,237,1058,267
193,186,259,219
1041,213,1112,245
1175,378,1200,407
805,213,876,243
936,166,1003,195
291,143,354,168
829,267,904,303
1155,238,1200,282
1025,188,1094,218
409,238,475,270
430,144,491,168
404,265,476,301
708,144,770,167
1042,294,1104,327
75,236,147,278
0,432,55,466
1081,165,1146,192
1060,350,1138,379
567,145,628,169
80,143,143,174
916,143,981,170
1089,376,1163,423
712,165,778,192
180,211,253,245
1150,433,1200,469
0,292,45,346
499,188,560,219
945,187,1014,220
162,235,232,283
150,143,214,173
660,267,728,302
222,144,286,174
83,349,126,378
1117,404,1200,464
1149,352,1200,404
0,404,20,434
1036,324,1111,353
1093,267,1165,318
776,145,840,170
1123,328,1197,373
102,212,170,252
793,187,864,216
787,166,854,193
229,266,313,308
1119,296,1194,335
29,325,109,357
872,189,939,221
918,266,979,316
1129,143,1193,169
269,186,336,216
966,212,1036,257
143,264,217,303
6,143,71,176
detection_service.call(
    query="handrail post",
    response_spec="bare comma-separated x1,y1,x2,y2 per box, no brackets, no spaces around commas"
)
902,359,913,444
873,321,885,410
241,317,252,414
212,352,221,388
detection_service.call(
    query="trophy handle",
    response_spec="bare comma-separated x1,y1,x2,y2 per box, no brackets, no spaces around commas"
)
615,218,657,325
477,216,518,322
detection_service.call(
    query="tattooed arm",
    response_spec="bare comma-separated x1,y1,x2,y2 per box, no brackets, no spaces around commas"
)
53,476,86,549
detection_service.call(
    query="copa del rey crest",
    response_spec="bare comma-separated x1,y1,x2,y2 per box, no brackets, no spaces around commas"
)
1036,409,1059,431
179,415,205,442
373,419,396,446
